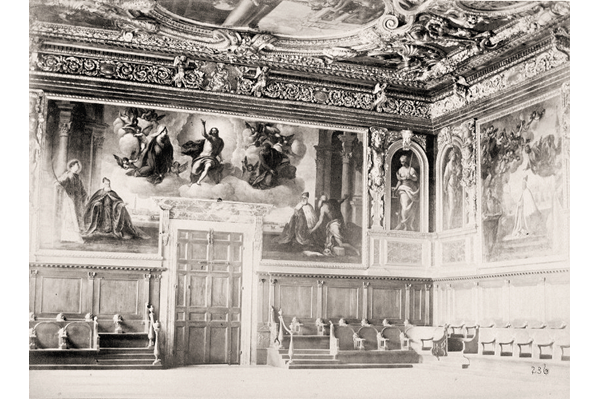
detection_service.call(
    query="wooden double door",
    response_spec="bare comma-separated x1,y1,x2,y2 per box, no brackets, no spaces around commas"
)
174,229,243,365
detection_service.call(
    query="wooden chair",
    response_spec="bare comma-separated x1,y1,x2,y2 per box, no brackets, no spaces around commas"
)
496,328,514,357
554,327,570,361
478,327,496,355
531,328,553,360
514,329,533,358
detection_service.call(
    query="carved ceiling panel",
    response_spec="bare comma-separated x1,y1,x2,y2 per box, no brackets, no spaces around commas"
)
29,0,569,91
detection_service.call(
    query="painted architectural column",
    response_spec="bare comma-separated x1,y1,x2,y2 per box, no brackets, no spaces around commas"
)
404,283,412,322
54,101,76,175
362,281,369,319
86,122,108,192
314,144,333,200
316,280,324,319
340,132,356,222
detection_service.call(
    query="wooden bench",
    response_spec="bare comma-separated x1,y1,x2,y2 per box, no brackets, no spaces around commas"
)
29,317,98,350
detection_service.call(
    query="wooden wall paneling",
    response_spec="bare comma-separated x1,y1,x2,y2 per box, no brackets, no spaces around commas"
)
362,282,369,320
405,284,412,322
325,285,361,320
545,276,569,323
479,280,504,325
257,278,266,325
30,269,38,314
278,283,314,318
86,272,96,316
40,275,84,315
452,283,472,323
316,281,324,319
98,278,139,316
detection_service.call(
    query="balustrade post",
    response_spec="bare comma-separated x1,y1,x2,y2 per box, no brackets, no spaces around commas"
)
147,304,155,347
153,320,161,365
147,303,161,365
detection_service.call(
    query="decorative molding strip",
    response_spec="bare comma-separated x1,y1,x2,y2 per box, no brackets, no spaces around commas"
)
29,263,167,272
367,230,433,240
31,51,431,118
34,249,163,260
433,268,569,283
476,88,561,125
431,48,569,118
36,91,371,133
259,260,366,270
257,272,432,282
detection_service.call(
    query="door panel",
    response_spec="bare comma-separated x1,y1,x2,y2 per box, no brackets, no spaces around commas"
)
188,326,206,364
174,229,242,365
189,275,207,307
209,326,228,364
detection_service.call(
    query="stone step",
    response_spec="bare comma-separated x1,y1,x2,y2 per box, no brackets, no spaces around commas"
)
286,359,340,365
96,358,157,365
282,354,335,360
29,364,162,370
287,363,413,370
97,353,156,359
98,347,155,354
278,348,330,354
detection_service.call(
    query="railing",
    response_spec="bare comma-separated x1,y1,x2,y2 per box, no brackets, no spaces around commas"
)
329,321,339,357
147,304,161,365
277,310,294,364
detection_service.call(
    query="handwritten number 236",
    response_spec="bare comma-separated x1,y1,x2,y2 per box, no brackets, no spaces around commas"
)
532,365,549,375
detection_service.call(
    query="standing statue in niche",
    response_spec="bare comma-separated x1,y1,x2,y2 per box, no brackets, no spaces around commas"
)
393,154,419,231
443,148,462,229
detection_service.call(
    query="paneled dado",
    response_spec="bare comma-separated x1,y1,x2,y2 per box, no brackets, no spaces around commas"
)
255,273,432,364
29,264,164,332
432,269,569,327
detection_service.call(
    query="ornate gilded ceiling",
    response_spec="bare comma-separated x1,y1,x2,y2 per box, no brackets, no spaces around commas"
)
29,0,569,94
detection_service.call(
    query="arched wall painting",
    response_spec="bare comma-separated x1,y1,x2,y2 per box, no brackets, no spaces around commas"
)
35,99,363,263
441,146,464,231
389,149,421,232
479,95,568,263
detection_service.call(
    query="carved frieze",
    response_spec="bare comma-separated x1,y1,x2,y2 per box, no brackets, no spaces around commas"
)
431,47,569,118
31,51,431,118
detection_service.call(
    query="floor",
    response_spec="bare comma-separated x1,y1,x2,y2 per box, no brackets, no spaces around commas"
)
29,364,570,399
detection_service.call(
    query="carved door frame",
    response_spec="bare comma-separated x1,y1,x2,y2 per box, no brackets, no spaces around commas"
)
161,218,260,367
